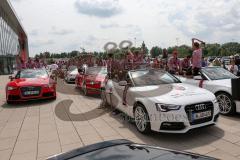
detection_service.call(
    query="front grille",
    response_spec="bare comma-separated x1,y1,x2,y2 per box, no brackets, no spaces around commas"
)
8,95,21,100
43,92,54,97
185,101,213,125
20,86,41,97
160,122,185,131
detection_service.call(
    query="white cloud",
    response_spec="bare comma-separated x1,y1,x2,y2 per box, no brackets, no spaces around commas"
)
74,0,122,18
9,0,240,56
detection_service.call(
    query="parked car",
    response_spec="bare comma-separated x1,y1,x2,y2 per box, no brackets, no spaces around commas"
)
65,68,78,83
178,67,240,115
6,69,56,104
102,68,219,133
221,56,230,65
75,66,108,96
207,56,216,63
65,65,77,76
47,139,217,160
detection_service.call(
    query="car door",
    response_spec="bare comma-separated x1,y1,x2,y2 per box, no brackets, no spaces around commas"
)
105,74,131,114
104,79,122,110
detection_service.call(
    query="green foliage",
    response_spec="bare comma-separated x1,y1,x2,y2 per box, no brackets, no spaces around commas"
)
34,42,240,59
150,46,162,58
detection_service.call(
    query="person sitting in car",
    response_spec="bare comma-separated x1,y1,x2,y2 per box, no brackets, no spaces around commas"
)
167,50,180,74
228,57,238,75
201,56,208,67
180,55,192,75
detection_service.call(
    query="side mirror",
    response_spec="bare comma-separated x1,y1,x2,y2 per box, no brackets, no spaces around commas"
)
118,81,127,86
193,75,202,80
78,68,82,74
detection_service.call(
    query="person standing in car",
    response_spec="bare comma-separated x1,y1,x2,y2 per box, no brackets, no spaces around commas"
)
192,38,205,76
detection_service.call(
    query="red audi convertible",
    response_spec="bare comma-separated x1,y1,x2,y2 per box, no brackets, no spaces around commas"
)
6,69,56,104
75,66,108,95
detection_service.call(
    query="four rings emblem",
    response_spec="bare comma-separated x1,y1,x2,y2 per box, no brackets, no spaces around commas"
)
195,104,207,111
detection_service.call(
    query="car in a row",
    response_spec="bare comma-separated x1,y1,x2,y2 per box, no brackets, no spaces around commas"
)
177,67,240,115
6,69,56,104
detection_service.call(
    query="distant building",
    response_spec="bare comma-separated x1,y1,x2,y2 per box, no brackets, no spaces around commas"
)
0,0,28,74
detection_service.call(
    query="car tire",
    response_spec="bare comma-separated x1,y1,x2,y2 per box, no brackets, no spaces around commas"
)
6,100,12,104
134,104,151,134
216,92,235,115
82,82,88,96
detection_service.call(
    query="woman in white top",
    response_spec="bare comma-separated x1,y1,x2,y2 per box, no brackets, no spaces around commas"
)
228,58,238,75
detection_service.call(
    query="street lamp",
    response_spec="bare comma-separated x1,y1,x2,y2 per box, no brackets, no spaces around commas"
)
134,37,136,47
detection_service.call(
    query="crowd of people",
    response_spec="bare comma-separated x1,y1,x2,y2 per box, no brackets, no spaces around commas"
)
16,38,240,78
16,56,46,70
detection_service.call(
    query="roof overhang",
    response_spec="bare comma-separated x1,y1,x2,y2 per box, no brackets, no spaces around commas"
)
0,0,27,39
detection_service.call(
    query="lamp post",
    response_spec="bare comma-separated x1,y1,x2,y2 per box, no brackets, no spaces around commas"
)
134,37,136,47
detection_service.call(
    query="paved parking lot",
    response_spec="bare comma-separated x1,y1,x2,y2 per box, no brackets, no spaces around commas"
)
1,75,240,160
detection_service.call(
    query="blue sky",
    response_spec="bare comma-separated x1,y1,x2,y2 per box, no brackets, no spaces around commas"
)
11,0,240,57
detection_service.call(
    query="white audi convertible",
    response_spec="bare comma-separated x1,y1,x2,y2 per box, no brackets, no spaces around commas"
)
102,69,219,134
177,67,240,115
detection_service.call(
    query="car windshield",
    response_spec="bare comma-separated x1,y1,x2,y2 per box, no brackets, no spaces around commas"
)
16,69,48,78
130,69,181,86
70,68,78,74
68,66,77,71
86,67,107,75
202,67,238,80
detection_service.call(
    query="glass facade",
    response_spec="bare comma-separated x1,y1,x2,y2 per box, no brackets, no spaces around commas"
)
0,1,27,75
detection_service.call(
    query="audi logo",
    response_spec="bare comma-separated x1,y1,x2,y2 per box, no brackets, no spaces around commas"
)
195,104,207,111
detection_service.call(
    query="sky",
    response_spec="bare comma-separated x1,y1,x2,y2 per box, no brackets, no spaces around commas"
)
10,0,240,57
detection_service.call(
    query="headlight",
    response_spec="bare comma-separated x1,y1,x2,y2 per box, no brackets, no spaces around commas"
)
155,103,181,112
7,86,18,91
43,83,54,88
43,84,49,88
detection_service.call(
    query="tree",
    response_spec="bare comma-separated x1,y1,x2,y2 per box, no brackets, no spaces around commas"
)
150,46,162,58
177,45,192,58
221,42,240,56
205,43,221,56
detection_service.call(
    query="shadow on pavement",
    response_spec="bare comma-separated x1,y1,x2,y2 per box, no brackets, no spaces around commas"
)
221,113,240,120
108,111,225,151
56,78,101,100
55,99,110,121
57,78,81,95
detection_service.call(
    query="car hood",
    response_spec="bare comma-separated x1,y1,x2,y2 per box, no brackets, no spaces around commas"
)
8,78,50,87
47,139,216,160
86,74,106,82
132,83,215,105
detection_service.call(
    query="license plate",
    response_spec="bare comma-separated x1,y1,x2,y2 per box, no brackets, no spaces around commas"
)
24,91,39,95
193,110,212,120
